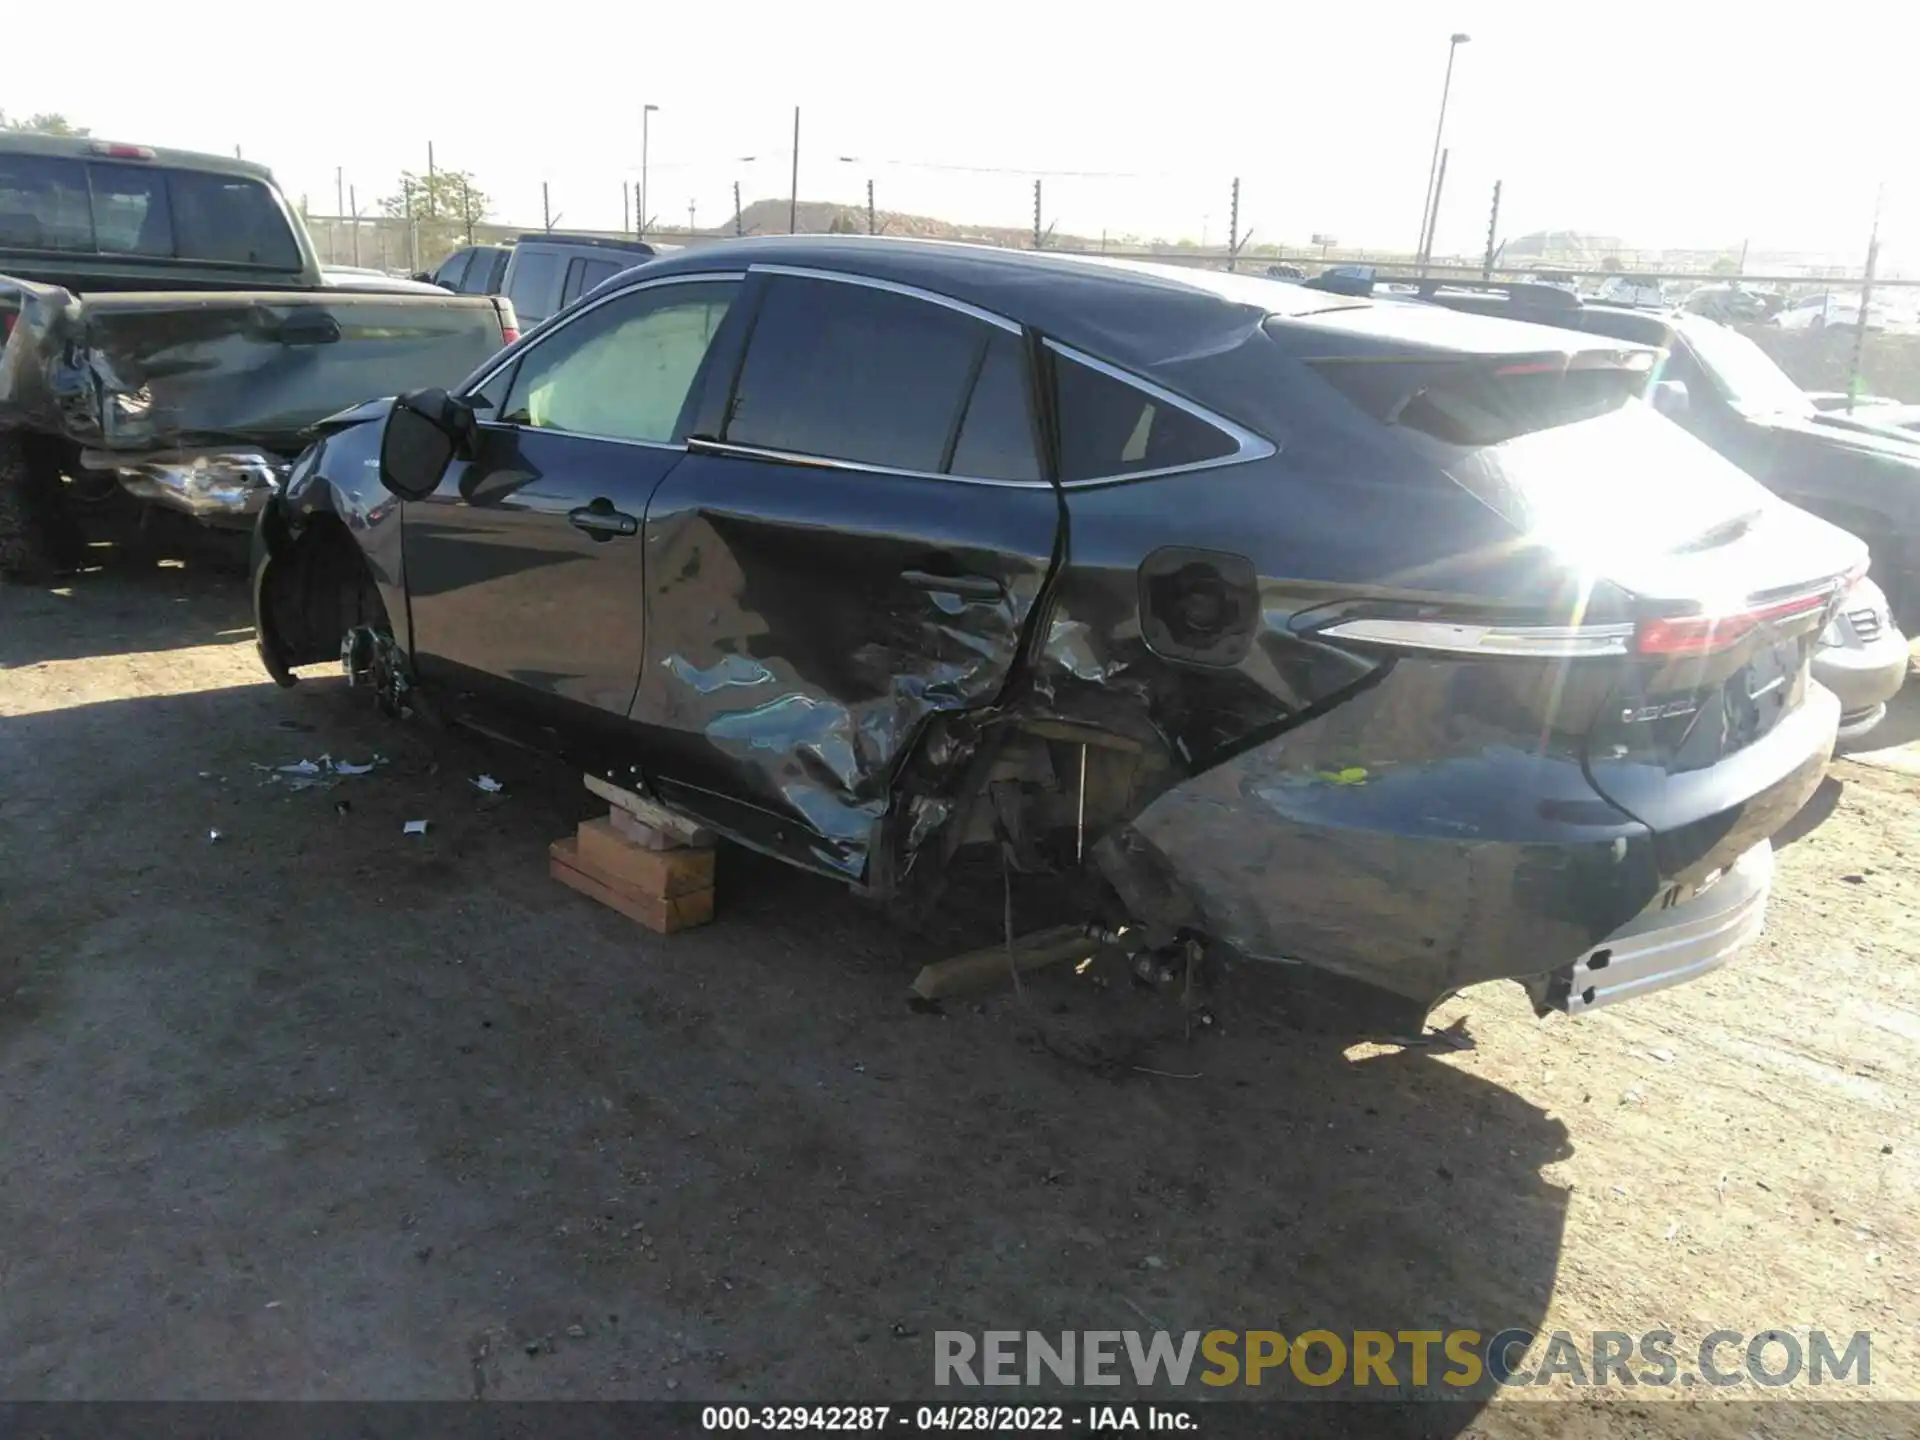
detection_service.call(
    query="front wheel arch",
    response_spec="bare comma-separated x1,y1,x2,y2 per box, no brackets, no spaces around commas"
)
257,513,391,682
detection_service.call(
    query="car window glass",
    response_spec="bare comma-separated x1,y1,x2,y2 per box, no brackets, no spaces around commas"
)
508,251,560,320
1053,353,1237,481
949,331,1041,481
434,250,471,289
559,257,589,308
502,280,739,442
579,257,623,297
87,164,171,256
465,250,505,294
167,171,300,268
0,153,92,250
726,276,988,471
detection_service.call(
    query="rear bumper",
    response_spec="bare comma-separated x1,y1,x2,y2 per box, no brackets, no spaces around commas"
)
90,448,287,524
1096,676,1835,1026
1556,841,1772,1014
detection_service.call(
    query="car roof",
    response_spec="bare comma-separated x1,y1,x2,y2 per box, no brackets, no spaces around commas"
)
514,232,658,253
0,129,275,183
633,236,1638,376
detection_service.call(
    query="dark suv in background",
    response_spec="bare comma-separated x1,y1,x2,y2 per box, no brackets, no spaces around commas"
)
498,233,665,329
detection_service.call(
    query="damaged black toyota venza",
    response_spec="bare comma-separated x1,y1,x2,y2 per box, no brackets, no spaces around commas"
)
253,238,1862,1032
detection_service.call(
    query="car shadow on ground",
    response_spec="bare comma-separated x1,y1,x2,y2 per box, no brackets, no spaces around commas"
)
1,663,1567,1426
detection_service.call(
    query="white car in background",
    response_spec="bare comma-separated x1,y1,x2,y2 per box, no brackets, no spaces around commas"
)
1773,291,1918,334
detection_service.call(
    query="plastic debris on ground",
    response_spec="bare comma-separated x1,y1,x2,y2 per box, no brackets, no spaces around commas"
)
472,774,504,794
251,754,389,792
403,820,430,836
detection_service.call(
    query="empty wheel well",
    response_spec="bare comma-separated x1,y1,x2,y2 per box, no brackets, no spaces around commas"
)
259,516,389,677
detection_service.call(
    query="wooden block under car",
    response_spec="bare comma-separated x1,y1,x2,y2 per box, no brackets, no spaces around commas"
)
549,836,716,934
583,774,715,847
575,816,715,897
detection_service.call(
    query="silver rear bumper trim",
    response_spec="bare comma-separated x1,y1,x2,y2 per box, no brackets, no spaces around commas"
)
1562,841,1773,1015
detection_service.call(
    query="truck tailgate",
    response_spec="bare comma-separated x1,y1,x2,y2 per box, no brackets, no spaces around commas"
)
0,275,508,454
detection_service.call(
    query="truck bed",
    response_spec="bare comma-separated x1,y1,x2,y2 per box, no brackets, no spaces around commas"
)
0,275,513,456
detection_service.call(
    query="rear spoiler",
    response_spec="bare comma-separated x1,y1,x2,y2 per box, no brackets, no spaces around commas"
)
1303,269,1583,310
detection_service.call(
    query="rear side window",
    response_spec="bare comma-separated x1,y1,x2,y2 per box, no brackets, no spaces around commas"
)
508,251,561,321
560,256,626,309
468,250,507,293
1311,353,1650,447
0,156,298,268
949,331,1041,481
725,275,990,473
1053,352,1238,481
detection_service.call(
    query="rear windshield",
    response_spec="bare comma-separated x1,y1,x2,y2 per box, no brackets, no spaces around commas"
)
1312,351,1770,556
1311,352,1649,447
0,154,301,271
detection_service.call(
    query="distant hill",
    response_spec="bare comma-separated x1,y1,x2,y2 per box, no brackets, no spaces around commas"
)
720,197,1096,251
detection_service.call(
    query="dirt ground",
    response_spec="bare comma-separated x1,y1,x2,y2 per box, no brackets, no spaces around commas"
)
2,540,1916,1437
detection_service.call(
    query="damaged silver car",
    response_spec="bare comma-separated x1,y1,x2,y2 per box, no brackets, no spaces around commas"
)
254,238,1862,1032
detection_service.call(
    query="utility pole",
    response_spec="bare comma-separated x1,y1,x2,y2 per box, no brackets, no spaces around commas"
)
542,182,552,232
349,184,359,266
1416,33,1471,261
867,177,876,235
404,188,418,275
1481,179,1502,279
734,180,744,237
789,106,801,234
622,182,631,237
1848,182,1886,414
1738,237,1750,276
234,144,242,159
1418,147,1450,275
426,142,437,219
1227,177,1241,272
688,198,697,235
1033,179,1043,250
640,103,658,239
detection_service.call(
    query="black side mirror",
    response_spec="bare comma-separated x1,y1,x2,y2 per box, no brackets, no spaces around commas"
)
379,388,471,500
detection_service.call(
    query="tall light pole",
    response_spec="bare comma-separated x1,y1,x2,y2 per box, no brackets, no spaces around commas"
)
1415,33,1470,268
640,102,659,239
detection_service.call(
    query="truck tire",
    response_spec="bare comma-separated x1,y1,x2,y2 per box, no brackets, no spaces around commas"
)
0,433,86,583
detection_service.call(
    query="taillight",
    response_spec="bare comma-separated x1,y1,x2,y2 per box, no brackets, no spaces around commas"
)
1315,617,1635,658
88,141,155,160
1632,584,1847,658
500,325,520,345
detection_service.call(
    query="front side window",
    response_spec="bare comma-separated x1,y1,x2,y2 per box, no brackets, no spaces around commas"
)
725,275,992,472
499,279,739,443
434,250,472,289
1053,351,1238,481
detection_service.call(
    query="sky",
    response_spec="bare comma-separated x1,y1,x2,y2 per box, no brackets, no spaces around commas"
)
20,0,1920,266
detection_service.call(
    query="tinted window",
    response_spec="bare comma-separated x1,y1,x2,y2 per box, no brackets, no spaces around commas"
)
0,157,294,267
1312,354,1647,447
501,279,738,443
949,331,1040,481
508,251,561,321
577,257,623,297
727,276,988,471
87,164,171,255
467,250,507,294
433,249,472,289
166,171,300,268
1054,352,1237,481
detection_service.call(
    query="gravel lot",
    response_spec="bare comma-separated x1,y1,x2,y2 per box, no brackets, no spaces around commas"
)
2,542,1916,1436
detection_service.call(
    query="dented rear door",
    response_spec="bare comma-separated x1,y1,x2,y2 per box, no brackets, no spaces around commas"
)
629,268,1060,881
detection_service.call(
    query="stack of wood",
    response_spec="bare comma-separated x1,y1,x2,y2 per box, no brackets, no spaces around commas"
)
549,775,717,934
